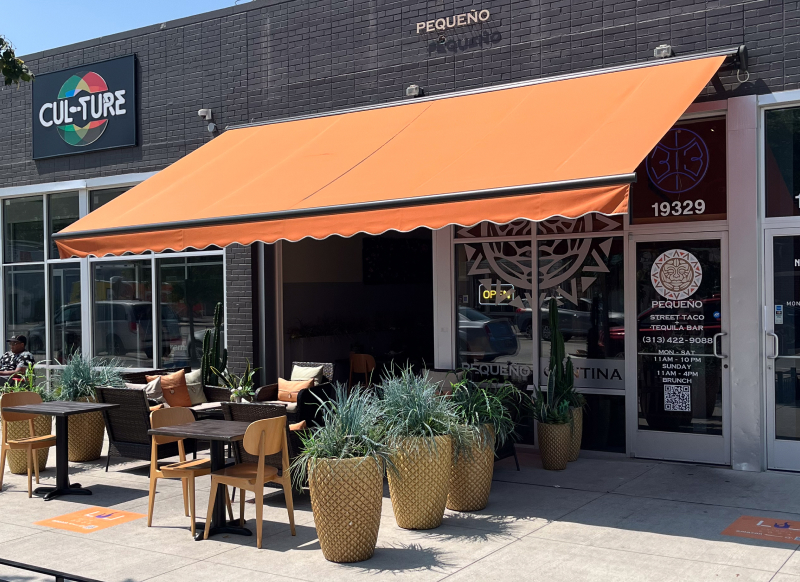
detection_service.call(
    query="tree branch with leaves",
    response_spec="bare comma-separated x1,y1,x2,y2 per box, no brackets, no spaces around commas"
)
1,35,33,86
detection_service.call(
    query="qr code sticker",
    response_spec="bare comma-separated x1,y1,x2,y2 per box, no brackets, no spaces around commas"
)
664,385,691,412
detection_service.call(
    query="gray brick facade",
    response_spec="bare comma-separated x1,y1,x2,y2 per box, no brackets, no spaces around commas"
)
225,244,256,373
0,0,789,188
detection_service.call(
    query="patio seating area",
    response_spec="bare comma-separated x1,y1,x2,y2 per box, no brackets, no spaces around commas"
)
2,445,800,581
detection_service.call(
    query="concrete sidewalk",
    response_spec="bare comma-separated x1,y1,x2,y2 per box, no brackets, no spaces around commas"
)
1,446,799,581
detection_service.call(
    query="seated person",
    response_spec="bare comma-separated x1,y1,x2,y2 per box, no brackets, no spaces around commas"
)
0,335,35,381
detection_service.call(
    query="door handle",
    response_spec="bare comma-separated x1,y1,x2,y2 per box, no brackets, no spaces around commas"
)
767,332,779,360
713,332,728,359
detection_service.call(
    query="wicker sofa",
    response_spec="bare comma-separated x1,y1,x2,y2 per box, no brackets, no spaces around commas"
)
96,386,207,470
98,367,230,470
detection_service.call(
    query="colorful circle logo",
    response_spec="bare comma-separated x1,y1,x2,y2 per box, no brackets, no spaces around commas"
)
56,72,109,146
646,128,709,194
651,249,702,300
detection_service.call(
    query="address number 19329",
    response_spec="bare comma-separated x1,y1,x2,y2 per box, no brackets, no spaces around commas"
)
652,200,705,217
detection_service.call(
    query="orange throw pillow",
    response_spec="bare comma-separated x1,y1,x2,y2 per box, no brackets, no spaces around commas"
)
147,370,192,408
278,378,313,403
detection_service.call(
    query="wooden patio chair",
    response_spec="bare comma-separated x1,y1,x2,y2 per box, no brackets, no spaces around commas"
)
148,407,232,537
349,353,376,388
204,416,296,549
0,392,56,498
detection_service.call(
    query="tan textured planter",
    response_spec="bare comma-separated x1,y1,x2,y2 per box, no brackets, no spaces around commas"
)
447,426,495,512
5,415,52,474
568,407,583,462
537,422,571,471
67,396,105,462
388,435,451,530
309,457,383,563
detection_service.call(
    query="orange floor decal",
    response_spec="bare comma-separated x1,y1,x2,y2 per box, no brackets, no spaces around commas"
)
36,506,145,533
722,516,800,545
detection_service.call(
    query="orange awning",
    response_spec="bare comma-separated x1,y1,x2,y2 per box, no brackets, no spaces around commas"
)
56,55,726,258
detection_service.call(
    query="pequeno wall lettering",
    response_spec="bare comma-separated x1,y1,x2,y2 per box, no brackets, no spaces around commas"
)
416,10,490,34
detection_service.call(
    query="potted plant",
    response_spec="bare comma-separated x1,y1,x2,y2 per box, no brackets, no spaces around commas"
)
377,365,471,530
545,297,586,462
211,360,258,402
292,384,393,563
531,381,571,471
52,352,124,462
447,376,520,511
1,363,53,474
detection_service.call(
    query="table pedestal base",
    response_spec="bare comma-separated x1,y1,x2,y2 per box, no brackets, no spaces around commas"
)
193,520,252,541
34,483,92,501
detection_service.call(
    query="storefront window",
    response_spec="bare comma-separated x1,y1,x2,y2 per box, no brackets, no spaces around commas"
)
538,236,625,388
92,261,153,368
90,187,128,212
4,196,44,263
766,107,800,217
5,265,45,359
455,239,532,383
630,117,727,224
158,256,225,368
49,192,79,260
50,264,82,364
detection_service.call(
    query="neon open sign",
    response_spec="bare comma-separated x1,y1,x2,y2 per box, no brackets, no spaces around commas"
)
478,283,515,305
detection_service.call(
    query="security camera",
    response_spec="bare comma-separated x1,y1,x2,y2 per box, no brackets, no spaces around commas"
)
198,109,212,121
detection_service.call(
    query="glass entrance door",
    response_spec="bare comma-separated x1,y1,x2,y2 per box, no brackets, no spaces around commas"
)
627,233,730,464
765,230,800,470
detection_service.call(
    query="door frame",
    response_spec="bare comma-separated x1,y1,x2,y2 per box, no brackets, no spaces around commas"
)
625,230,731,465
763,226,800,470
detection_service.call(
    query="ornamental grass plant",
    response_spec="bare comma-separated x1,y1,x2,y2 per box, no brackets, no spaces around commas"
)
377,364,473,451
291,384,392,563
51,351,124,462
450,376,521,452
52,351,125,401
377,364,473,529
447,376,523,511
291,383,393,487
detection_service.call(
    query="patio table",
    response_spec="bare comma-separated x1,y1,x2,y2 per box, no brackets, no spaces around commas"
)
2,401,119,500
148,419,251,541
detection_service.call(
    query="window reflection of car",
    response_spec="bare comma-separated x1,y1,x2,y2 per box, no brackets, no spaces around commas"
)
29,303,83,356
458,307,518,362
514,297,623,341
93,301,181,359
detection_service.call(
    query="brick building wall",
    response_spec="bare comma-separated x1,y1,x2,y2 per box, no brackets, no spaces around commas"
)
225,244,256,373
0,0,790,187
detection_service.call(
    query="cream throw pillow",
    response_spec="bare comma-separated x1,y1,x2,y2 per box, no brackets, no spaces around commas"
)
125,377,164,403
186,382,207,405
185,369,203,385
290,364,324,385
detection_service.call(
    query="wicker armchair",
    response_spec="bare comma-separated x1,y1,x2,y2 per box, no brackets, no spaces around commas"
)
119,367,231,403
96,386,204,471
252,362,336,426
221,402,301,487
